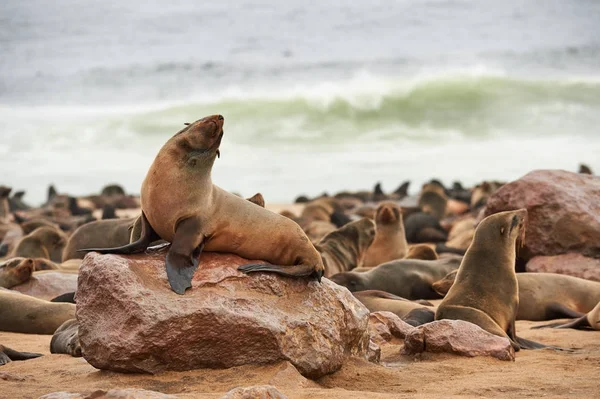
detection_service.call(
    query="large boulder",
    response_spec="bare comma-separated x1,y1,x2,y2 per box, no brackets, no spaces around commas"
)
76,251,370,378
401,320,515,361
484,170,600,261
526,253,600,281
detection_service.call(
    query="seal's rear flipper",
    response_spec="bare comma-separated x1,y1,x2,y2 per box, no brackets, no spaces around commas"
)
77,212,158,255
1,346,43,362
515,336,573,352
51,291,76,304
531,316,591,330
165,217,205,295
238,263,323,282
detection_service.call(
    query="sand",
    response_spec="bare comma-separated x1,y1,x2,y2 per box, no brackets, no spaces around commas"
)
1,319,599,399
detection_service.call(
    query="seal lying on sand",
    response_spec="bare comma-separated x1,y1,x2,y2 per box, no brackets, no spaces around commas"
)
10,226,67,263
50,319,81,357
0,344,42,365
435,209,550,351
433,271,600,321
80,115,324,294
330,257,461,300
0,257,34,288
316,218,376,277
534,300,600,330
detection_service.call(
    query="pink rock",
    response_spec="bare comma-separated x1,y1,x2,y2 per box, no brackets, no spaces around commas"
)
77,251,370,378
39,390,176,399
526,253,600,281
401,320,515,361
368,311,416,345
484,170,600,261
12,271,77,300
221,385,288,399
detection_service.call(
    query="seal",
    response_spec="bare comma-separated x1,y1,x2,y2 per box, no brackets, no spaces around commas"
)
329,257,461,300
0,289,76,334
10,226,67,263
316,218,376,277
79,115,324,294
62,217,136,261
352,290,434,320
434,270,600,321
363,201,408,268
50,318,81,357
405,244,439,260
0,186,12,224
404,212,447,243
534,300,600,330
435,209,549,351
418,182,447,220
0,344,42,365
304,220,337,245
0,257,34,288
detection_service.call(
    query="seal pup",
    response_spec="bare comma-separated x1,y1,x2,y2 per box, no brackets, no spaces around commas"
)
363,202,408,268
316,218,376,277
79,115,324,294
330,257,461,300
50,319,81,357
435,209,549,351
0,289,76,334
10,226,67,263
0,344,42,365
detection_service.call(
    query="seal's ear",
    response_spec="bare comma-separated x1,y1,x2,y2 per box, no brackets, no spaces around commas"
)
184,122,190,126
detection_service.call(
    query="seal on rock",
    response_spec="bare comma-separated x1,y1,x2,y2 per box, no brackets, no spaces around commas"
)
363,202,408,268
316,218,376,277
435,209,548,351
79,115,324,294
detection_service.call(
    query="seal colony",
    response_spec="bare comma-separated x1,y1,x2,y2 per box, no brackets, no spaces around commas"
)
79,115,324,294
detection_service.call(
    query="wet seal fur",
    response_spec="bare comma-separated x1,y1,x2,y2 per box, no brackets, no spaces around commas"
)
79,115,324,294
435,209,557,351
363,201,408,268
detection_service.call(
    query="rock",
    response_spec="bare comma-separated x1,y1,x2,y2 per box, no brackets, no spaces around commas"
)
0,371,27,381
12,271,77,300
526,254,600,282
221,385,288,399
484,170,600,261
368,311,416,345
77,251,370,378
367,340,381,363
401,320,515,361
40,390,176,399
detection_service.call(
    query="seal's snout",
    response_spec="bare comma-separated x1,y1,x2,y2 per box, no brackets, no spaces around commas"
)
217,115,224,121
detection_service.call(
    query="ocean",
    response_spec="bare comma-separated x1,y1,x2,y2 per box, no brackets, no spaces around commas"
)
1,0,600,205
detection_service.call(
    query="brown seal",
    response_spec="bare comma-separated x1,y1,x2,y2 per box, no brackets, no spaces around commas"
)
433,270,600,321
329,257,461,300
405,244,439,260
353,290,434,319
418,182,448,220
79,115,324,294
435,209,549,351
304,220,337,245
535,300,600,330
0,289,76,334
50,319,81,357
316,218,376,277
0,257,34,288
0,344,42,365
363,202,408,268
10,226,67,263
0,186,11,224
62,217,136,261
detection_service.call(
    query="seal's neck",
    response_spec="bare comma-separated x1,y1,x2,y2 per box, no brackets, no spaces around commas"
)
0,197,9,224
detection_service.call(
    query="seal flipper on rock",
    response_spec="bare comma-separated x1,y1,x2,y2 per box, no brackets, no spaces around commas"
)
238,263,323,282
0,345,43,365
165,217,205,295
77,212,158,255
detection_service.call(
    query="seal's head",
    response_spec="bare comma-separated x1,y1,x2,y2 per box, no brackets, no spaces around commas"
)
329,271,368,292
473,209,527,253
175,114,224,161
432,269,458,296
375,201,402,226
0,186,12,198
0,257,34,288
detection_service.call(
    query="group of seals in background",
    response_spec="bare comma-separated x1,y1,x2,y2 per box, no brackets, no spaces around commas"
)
0,116,597,364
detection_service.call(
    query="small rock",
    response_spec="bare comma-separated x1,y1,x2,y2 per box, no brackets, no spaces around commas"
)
484,170,600,261
368,311,416,344
77,251,370,379
221,385,288,399
38,393,84,399
401,320,515,361
0,371,27,381
526,254,600,282
367,340,381,363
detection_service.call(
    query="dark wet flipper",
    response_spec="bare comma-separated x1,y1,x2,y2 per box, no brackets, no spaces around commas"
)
77,212,158,255
2,346,43,361
402,308,435,327
515,336,573,352
51,291,76,303
165,217,204,295
532,316,591,330
238,263,323,282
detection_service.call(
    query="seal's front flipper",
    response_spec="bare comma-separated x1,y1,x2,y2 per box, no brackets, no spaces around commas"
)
166,217,204,295
77,212,158,255
238,263,323,282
